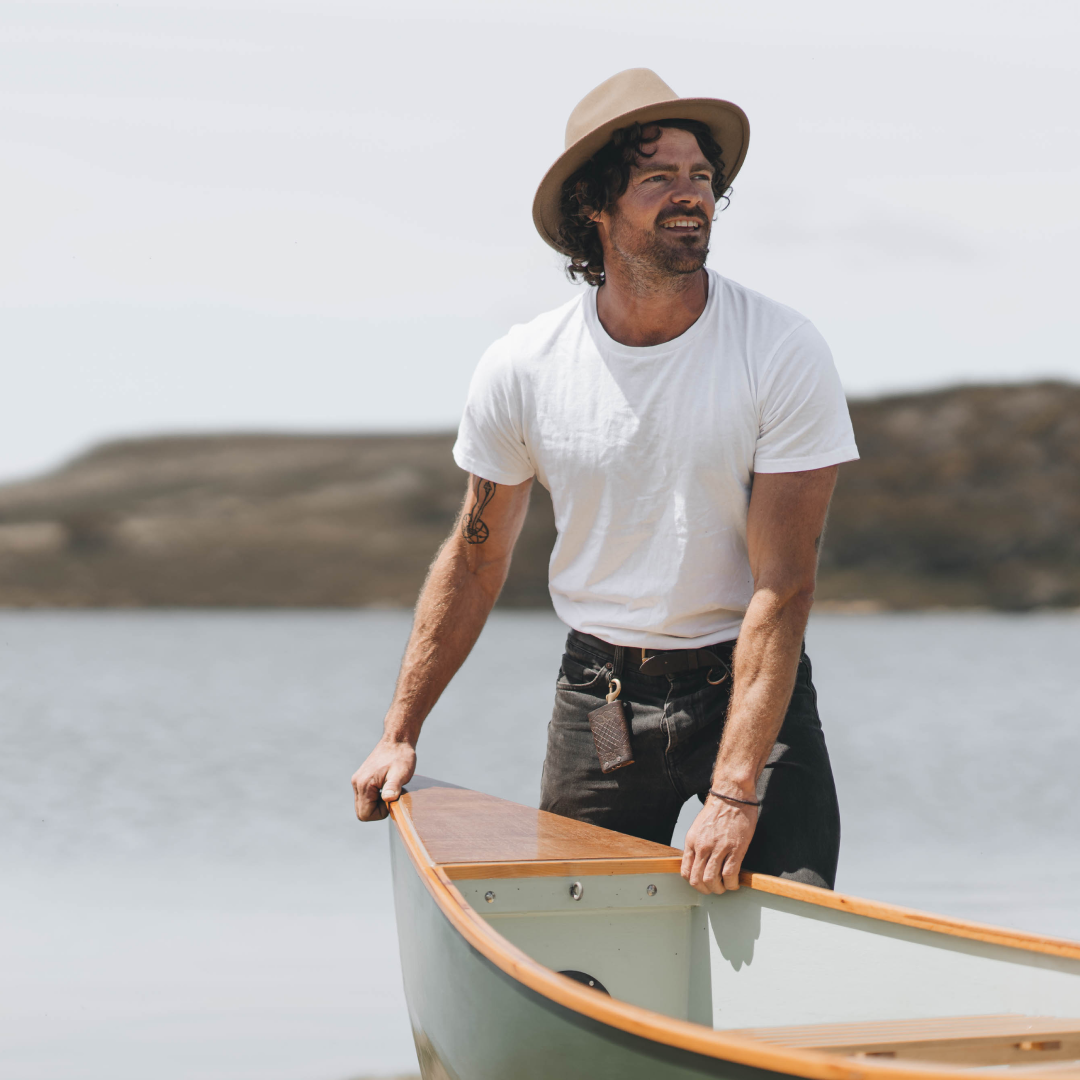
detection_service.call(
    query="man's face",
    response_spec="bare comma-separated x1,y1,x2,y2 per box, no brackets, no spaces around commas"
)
596,126,716,279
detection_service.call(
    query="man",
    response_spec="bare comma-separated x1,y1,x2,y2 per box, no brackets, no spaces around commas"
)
352,69,858,895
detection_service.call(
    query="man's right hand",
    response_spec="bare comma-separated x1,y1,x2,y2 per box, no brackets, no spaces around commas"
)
352,738,417,821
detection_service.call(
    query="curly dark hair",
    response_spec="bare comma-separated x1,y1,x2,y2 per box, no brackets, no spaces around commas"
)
556,118,729,287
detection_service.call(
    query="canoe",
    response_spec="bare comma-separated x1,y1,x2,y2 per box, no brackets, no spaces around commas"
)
387,777,1080,1080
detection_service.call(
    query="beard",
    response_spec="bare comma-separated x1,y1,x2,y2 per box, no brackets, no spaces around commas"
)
606,209,711,282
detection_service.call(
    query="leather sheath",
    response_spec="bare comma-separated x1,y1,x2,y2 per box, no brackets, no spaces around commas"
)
588,699,635,773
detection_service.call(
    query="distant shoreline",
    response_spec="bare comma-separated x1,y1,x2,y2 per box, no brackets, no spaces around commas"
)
0,381,1078,611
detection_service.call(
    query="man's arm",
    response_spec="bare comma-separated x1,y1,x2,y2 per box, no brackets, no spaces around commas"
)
352,474,533,821
681,465,838,894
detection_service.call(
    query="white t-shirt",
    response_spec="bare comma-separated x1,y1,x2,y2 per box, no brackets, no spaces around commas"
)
453,269,859,649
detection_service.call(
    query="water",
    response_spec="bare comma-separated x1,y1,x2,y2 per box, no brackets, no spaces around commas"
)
1,610,1078,1080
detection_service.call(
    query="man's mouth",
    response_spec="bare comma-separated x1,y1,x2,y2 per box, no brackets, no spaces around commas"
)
659,216,707,233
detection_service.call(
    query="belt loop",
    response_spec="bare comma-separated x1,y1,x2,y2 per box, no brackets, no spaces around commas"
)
612,645,624,681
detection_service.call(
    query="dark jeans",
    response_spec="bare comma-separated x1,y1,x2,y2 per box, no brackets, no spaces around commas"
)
539,632,841,888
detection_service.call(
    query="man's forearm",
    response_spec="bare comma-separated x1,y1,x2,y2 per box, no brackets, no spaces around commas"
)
682,466,835,892
712,586,813,795
353,475,531,822
383,535,509,745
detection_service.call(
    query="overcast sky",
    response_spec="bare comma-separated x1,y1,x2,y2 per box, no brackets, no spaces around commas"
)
2,0,1078,480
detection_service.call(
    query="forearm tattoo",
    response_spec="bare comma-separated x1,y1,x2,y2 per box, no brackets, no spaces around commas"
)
462,478,496,545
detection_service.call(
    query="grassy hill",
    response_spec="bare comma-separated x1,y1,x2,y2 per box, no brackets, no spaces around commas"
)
0,381,1077,610
821,382,1080,609
0,433,554,608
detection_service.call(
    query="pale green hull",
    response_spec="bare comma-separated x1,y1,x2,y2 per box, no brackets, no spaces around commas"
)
389,824,1080,1079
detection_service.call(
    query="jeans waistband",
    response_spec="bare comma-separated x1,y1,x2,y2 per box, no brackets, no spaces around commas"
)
568,629,734,678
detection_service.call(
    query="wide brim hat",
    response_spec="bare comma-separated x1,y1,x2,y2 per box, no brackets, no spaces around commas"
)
532,68,750,253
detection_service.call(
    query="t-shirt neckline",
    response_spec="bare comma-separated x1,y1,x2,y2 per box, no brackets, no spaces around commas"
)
584,268,719,358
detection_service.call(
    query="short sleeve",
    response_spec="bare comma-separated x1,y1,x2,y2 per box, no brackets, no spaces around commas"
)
452,340,536,485
754,320,860,473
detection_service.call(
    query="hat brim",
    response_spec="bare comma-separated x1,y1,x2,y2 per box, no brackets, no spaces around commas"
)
532,98,750,254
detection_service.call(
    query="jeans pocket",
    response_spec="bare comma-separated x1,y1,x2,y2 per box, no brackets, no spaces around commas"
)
555,651,610,693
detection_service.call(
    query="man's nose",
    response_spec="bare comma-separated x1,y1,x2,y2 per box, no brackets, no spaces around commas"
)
671,176,703,205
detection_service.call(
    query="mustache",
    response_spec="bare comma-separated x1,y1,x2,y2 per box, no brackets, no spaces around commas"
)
655,209,710,228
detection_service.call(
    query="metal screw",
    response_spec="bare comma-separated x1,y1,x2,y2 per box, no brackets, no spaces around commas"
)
646,884,657,896
484,891,496,904
569,881,584,901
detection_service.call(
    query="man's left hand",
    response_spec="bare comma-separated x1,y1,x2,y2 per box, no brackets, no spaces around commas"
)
681,795,759,895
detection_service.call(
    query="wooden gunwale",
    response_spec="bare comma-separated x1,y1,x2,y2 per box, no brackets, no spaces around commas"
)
740,873,1080,963
389,795,1079,1080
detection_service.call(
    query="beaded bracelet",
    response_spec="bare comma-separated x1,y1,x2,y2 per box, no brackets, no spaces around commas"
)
708,788,761,807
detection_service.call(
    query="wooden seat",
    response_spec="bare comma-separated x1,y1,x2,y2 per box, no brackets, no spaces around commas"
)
400,781,682,880
728,1015,1080,1069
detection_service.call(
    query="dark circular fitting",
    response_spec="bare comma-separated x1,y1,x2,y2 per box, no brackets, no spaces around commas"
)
557,970,610,995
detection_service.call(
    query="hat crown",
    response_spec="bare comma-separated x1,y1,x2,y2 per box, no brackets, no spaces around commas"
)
564,68,679,150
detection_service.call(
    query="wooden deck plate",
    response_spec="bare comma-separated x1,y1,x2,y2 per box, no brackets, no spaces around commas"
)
729,1015,1080,1047
729,1015,1080,1068
400,786,681,866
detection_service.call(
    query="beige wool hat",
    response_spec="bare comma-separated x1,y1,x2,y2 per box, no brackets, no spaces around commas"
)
532,68,750,253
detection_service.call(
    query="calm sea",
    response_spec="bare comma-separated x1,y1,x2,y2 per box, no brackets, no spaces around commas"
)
2,610,1078,1080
